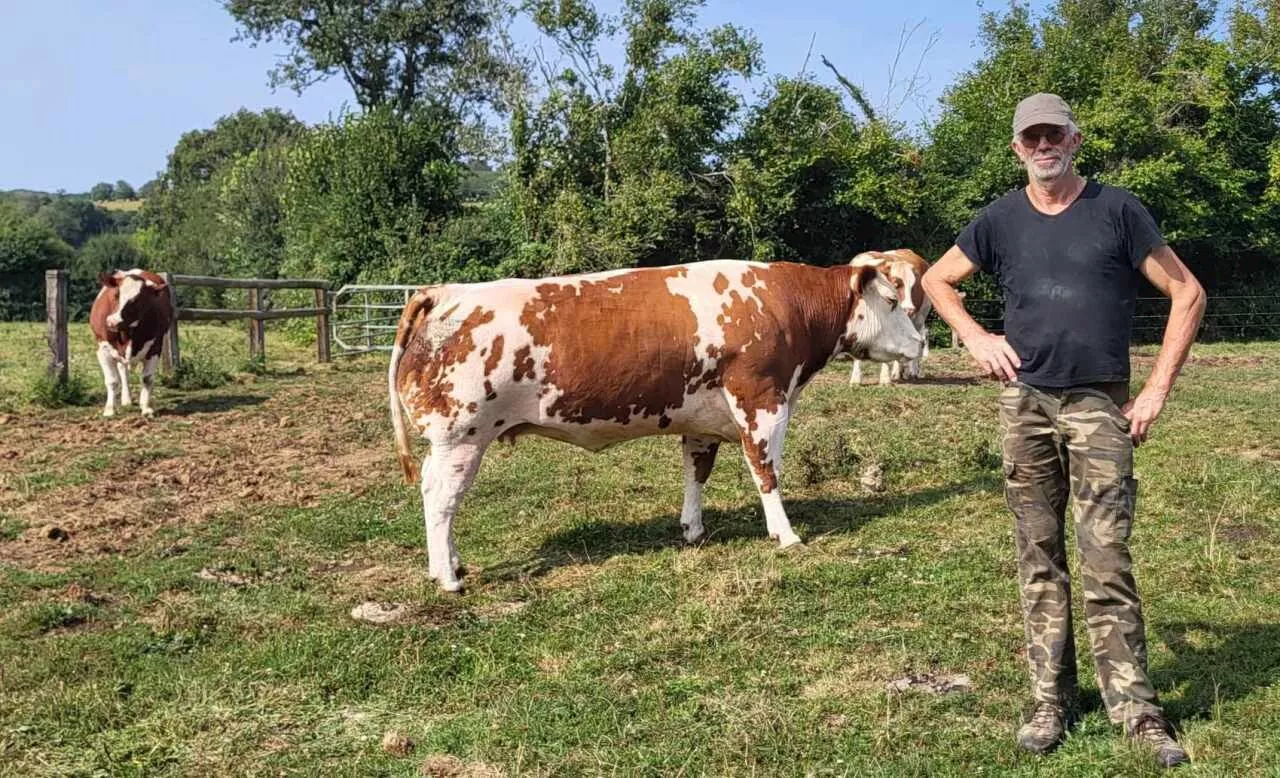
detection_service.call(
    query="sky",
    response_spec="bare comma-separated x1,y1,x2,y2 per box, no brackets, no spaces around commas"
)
0,0,1050,193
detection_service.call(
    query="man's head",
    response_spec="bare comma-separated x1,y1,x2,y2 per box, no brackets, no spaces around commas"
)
1010,93,1082,183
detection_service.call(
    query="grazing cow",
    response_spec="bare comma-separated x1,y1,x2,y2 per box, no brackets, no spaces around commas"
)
849,249,933,386
89,269,174,418
389,258,925,591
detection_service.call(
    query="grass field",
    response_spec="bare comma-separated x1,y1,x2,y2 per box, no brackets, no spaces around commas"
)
1,322,1277,776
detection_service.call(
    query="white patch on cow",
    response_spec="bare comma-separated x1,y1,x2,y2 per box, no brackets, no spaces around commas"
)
138,355,158,417
97,342,120,417
107,274,146,329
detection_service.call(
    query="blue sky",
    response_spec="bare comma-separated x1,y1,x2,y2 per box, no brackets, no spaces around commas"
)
0,1,1048,192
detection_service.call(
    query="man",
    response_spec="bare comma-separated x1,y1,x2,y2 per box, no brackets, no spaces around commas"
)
922,93,1205,768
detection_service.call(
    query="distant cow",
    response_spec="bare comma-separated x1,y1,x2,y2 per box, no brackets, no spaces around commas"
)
389,257,925,592
89,269,174,418
849,249,932,386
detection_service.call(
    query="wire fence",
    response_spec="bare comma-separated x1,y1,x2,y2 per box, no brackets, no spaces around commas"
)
940,295,1280,344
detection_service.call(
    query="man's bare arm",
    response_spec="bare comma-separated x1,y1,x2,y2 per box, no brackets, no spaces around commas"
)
922,245,1022,381
1123,244,1206,443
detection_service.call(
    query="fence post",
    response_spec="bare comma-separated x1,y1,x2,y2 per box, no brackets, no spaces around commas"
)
315,287,331,363
161,272,181,372
248,288,265,363
45,270,69,383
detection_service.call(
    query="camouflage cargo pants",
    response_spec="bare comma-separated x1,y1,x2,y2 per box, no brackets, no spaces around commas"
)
998,380,1162,724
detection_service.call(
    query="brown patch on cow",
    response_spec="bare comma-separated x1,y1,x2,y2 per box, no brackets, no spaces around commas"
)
741,436,776,492
518,271,701,426
658,415,671,429
742,270,757,287
691,443,719,483
494,419,505,427
399,306,495,421
512,346,535,382
483,380,497,401
466,402,478,414
713,264,857,434
484,335,504,376
713,273,729,295
467,427,477,437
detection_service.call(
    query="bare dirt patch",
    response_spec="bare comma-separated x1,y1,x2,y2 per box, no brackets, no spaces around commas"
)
0,369,398,571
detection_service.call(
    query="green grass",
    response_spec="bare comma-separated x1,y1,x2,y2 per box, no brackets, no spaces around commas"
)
1,327,1277,776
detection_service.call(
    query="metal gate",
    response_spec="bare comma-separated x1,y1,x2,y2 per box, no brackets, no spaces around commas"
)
330,284,421,356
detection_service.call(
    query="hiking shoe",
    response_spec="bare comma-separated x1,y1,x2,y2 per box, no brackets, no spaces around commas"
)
1128,713,1190,768
1017,702,1066,754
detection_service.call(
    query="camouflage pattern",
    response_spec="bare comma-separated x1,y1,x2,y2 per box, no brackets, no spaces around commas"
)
998,380,1163,725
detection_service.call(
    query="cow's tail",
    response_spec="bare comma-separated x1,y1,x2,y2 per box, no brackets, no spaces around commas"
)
389,288,436,485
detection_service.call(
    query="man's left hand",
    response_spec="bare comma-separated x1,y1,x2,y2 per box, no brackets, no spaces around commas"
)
1121,390,1166,447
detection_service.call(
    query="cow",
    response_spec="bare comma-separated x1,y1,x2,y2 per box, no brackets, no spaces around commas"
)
848,249,932,386
389,257,925,592
89,269,174,418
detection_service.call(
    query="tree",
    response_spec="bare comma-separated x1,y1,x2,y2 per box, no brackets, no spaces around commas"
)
0,204,74,318
724,77,926,263
33,197,112,248
280,104,462,285
141,109,305,287
114,180,136,200
223,0,520,118
89,182,114,201
137,179,158,198
75,233,145,279
509,0,761,273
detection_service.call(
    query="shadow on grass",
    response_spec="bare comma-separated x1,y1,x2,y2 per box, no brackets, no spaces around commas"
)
1153,621,1280,725
481,474,1000,584
165,395,268,416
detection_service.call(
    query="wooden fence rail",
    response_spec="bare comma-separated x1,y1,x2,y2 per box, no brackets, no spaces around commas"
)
163,274,332,369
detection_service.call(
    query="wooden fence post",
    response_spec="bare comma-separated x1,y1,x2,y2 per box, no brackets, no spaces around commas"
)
162,272,181,372
248,288,265,363
45,270,68,382
315,288,331,363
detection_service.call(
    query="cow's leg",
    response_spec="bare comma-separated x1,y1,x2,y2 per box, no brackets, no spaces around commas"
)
420,441,486,592
880,361,895,385
138,355,159,417
116,361,132,407
849,359,863,386
737,406,802,548
96,344,120,417
680,435,720,543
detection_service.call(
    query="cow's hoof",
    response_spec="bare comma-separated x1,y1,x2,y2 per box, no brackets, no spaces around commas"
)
141,408,155,418
682,525,706,544
438,579,463,594
102,408,116,418
777,533,804,549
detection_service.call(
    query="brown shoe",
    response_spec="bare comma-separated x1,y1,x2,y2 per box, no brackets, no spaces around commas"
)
1017,702,1066,754
1128,713,1190,768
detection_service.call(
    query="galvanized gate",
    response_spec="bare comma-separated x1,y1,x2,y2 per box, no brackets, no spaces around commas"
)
330,284,421,356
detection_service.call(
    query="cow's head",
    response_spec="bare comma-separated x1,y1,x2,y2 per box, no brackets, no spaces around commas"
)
843,262,926,363
851,249,928,318
99,269,166,330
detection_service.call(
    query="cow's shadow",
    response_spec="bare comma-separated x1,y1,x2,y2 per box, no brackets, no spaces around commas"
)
165,395,267,416
480,473,1000,583
1149,621,1280,727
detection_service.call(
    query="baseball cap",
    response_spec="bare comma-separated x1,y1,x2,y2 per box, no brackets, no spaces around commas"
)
1012,93,1075,134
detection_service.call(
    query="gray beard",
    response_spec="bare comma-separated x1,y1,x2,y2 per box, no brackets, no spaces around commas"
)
1026,150,1073,182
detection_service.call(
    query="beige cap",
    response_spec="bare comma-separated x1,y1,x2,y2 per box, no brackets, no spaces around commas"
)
1012,93,1074,134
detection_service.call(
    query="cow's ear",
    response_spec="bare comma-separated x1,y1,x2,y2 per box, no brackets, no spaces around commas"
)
144,275,166,291
849,251,889,269
98,271,120,288
851,265,880,296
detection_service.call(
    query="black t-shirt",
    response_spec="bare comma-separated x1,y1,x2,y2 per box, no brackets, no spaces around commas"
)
956,180,1165,388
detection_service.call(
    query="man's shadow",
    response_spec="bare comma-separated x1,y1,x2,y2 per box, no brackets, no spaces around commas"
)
480,473,1001,583
1151,621,1280,725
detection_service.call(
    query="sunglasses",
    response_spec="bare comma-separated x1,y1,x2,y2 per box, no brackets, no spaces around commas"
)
1017,126,1068,147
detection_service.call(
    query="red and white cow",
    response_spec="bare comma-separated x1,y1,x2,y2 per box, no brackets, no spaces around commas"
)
89,269,174,418
389,257,925,591
849,249,932,386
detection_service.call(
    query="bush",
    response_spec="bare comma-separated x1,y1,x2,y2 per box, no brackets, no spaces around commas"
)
161,351,230,390
791,427,861,486
27,372,93,409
